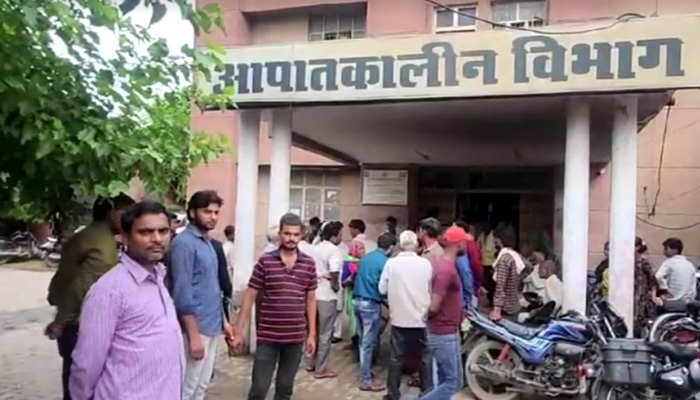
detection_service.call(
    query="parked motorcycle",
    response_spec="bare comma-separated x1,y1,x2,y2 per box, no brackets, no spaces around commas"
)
0,231,42,264
593,338,700,400
464,309,609,400
589,296,629,340
40,237,61,268
647,301,700,344
519,291,560,325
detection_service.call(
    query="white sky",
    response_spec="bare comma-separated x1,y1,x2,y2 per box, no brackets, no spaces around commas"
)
49,2,196,110
95,2,194,61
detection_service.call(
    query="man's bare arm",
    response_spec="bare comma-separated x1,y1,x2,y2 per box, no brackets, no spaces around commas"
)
428,293,444,316
234,288,259,333
306,290,317,337
180,315,201,340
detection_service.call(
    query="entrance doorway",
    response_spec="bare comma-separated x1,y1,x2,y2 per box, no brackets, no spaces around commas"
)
456,192,520,241
415,168,554,252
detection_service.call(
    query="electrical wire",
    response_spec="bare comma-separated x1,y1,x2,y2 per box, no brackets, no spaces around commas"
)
636,216,700,231
656,184,700,207
425,0,646,35
649,104,673,216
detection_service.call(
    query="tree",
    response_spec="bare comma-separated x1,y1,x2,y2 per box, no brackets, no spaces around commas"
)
0,0,232,223
138,86,228,205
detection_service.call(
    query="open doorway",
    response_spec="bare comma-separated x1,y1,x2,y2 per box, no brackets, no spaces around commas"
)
456,192,520,244
415,167,554,253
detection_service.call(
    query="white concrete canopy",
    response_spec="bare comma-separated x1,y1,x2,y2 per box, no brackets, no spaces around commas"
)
287,93,669,166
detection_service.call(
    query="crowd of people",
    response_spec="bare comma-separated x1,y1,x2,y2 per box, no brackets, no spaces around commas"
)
592,236,697,336
42,188,700,400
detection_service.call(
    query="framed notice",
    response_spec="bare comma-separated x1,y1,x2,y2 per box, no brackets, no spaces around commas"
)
362,169,409,206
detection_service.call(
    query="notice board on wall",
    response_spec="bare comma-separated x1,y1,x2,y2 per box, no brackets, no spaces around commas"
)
362,169,408,206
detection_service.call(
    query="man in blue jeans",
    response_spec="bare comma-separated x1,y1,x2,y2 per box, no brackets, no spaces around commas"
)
419,226,465,400
353,232,397,392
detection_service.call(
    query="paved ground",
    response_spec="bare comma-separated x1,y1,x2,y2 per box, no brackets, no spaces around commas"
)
0,266,61,400
208,340,473,400
0,263,472,400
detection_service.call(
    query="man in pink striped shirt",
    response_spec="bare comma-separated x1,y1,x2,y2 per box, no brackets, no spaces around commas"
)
70,202,184,400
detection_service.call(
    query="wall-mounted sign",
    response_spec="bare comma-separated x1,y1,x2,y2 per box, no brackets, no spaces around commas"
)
198,15,700,105
362,169,408,206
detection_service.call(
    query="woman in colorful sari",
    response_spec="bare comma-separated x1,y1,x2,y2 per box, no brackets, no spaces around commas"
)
602,237,656,336
342,240,366,343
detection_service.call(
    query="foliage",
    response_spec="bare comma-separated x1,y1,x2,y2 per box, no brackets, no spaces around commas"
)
0,0,233,223
139,86,229,205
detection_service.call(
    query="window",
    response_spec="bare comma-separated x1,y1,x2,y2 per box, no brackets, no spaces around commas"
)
309,13,366,41
289,169,341,222
491,1,546,29
435,5,477,33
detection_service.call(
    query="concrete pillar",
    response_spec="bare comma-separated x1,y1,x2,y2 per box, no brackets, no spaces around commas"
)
268,109,292,226
234,109,260,352
609,96,638,335
562,99,591,314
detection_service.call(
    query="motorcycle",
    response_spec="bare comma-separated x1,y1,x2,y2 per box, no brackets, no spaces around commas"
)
40,237,61,268
647,301,700,344
464,309,609,400
0,231,42,264
462,292,559,356
589,296,629,340
593,338,700,400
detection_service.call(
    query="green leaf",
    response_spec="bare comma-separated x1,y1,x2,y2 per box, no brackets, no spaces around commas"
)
178,64,191,80
147,39,169,58
118,0,140,15
36,139,55,159
149,2,167,26
107,180,129,196
88,31,100,44
195,9,212,32
4,76,25,90
204,39,225,56
97,69,115,86
24,161,36,177
223,86,236,96
202,4,220,14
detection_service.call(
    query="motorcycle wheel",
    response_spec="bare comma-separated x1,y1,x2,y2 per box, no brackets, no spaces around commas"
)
465,340,521,400
592,380,642,400
45,256,60,269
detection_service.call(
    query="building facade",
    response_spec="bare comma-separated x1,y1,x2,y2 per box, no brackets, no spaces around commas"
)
191,0,700,330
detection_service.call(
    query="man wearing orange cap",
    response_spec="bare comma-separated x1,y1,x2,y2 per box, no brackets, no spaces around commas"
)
418,226,465,400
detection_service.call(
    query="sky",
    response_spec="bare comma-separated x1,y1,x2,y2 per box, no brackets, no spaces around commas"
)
96,2,194,60
49,1,196,111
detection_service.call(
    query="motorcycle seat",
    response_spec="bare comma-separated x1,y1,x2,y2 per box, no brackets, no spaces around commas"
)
497,318,544,339
649,341,699,363
659,301,700,317
688,301,700,317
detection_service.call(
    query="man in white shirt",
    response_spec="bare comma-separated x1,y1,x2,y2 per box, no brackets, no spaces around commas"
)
308,221,344,379
349,219,378,252
262,225,280,254
539,260,563,309
379,230,433,400
222,225,235,277
655,238,697,303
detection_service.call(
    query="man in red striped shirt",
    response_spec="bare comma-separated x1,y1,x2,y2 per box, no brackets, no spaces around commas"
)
232,213,318,400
